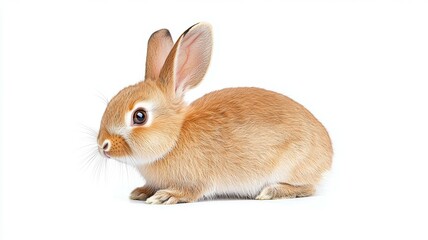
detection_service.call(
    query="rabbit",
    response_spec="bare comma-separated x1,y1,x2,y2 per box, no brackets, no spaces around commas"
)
97,22,333,204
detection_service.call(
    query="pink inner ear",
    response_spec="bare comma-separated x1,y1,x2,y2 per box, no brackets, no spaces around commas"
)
146,29,174,80
155,43,175,79
174,31,204,92
175,48,190,92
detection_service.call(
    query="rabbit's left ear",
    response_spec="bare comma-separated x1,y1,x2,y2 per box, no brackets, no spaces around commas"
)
159,23,213,98
145,29,174,80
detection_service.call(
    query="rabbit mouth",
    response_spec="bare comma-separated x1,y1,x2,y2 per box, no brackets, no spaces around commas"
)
99,149,111,159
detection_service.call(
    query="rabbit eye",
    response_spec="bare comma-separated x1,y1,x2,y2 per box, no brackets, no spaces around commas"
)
132,108,148,125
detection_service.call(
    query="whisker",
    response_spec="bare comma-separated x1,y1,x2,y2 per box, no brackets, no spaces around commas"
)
95,90,109,105
79,124,98,138
123,159,130,181
80,132,97,139
103,155,109,182
81,149,99,172
78,143,99,151
94,155,105,182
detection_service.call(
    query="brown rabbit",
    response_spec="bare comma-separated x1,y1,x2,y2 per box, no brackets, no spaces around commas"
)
97,23,332,204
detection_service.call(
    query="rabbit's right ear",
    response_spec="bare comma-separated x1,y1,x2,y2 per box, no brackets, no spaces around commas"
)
158,23,212,99
145,29,174,80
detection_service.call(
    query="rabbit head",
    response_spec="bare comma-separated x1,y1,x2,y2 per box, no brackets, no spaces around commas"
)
97,23,212,165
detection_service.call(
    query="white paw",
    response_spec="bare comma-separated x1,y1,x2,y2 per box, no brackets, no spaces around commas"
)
146,190,179,205
255,189,273,200
146,195,162,204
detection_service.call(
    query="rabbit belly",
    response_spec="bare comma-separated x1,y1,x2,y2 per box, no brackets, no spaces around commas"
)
203,159,294,199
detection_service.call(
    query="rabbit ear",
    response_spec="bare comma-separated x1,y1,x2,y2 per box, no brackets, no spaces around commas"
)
159,23,212,98
145,29,174,80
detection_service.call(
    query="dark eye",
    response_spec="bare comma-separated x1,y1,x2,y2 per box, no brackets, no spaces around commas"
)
132,108,148,125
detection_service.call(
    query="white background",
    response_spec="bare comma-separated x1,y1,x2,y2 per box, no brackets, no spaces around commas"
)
1,0,428,239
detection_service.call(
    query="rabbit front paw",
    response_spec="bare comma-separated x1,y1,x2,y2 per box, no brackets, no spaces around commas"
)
146,189,199,204
130,186,156,201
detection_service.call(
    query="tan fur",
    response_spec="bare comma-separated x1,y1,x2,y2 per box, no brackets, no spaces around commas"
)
256,183,315,200
97,23,332,204
145,29,173,80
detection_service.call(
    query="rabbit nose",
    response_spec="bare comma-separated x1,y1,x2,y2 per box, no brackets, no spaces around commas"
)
102,141,109,151
101,140,111,158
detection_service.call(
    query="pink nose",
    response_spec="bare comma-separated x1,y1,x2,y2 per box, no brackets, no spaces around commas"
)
102,141,109,150
101,141,111,158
